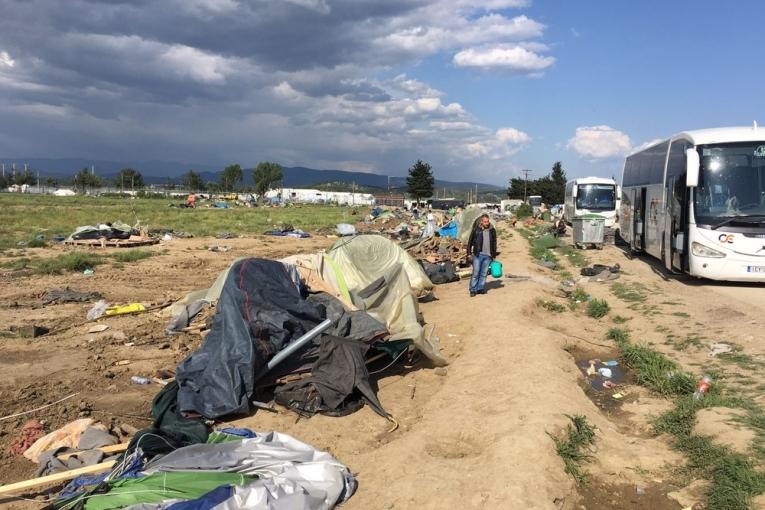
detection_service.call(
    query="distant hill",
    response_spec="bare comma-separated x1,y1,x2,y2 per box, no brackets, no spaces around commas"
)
0,158,505,192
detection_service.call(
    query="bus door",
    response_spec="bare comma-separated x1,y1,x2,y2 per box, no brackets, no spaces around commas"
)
633,188,647,251
665,174,688,271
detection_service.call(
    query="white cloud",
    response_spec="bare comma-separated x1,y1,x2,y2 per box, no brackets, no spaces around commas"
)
453,45,554,72
273,81,303,100
0,51,15,68
464,126,531,159
182,0,238,14
567,125,632,159
430,121,473,130
159,45,233,84
391,74,443,98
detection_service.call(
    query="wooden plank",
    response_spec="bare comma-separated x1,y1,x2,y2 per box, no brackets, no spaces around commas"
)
0,460,115,496
56,442,129,461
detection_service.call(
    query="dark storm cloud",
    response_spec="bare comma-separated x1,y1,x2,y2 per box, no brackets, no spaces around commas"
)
0,0,549,181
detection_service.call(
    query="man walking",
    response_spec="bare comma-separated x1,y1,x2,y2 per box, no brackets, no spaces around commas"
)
467,214,497,297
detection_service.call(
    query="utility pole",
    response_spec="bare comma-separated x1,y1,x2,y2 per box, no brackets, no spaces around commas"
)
475,184,478,204
521,169,532,202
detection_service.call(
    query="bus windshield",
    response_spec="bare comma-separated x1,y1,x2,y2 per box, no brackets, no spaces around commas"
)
528,196,542,207
575,184,616,211
693,142,765,226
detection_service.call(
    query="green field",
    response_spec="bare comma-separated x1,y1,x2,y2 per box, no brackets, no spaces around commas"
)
0,194,365,249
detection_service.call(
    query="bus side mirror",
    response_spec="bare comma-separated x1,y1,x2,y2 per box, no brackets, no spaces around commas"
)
616,186,621,200
572,187,577,198
686,148,700,187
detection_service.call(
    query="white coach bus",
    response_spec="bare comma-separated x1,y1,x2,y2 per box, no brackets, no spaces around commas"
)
563,177,620,227
620,125,765,281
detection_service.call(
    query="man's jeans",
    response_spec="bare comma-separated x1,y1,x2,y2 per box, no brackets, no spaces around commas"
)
469,253,492,293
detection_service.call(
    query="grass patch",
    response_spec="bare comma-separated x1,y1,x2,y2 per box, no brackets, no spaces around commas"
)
111,250,154,263
557,243,589,267
612,315,631,324
0,257,32,270
536,298,567,313
672,311,691,318
667,334,705,352
609,327,765,508
586,298,610,319
607,328,694,395
27,238,48,248
568,286,589,310
35,252,104,274
548,415,596,485
0,194,361,248
610,281,647,303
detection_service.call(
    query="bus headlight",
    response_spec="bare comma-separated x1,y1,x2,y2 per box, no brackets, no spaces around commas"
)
691,241,726,258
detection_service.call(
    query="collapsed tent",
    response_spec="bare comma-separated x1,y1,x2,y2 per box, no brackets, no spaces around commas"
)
455,205,489,243
326,235,446,366
68,222,135,241
55,430,355,510
175,258,388,419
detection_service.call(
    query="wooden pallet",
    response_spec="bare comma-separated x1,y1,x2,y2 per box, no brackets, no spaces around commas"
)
64,236,159,248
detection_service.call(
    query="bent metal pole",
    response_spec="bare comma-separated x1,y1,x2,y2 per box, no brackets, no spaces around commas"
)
253,318,333,383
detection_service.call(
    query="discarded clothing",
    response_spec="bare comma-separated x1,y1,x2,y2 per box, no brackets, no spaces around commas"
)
420,261,459,285
216,231,234,239
24,418,94,463
274,335,388,418
8,419,44,456
41,288,103,305
709,343,734,357
580,263,620,277
37,424,118,475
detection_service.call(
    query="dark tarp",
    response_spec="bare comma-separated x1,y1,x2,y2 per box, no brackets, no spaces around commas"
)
419,261,459,285
175,258,388,420
274,335,388,418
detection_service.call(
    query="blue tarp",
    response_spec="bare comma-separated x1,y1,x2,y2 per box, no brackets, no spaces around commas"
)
438,221,457,239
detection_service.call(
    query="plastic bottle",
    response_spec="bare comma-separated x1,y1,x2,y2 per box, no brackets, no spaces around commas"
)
693,375,712,400
131,376,151,385
87,300,108,321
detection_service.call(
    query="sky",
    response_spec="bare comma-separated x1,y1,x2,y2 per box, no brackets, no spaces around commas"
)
0,0,763,184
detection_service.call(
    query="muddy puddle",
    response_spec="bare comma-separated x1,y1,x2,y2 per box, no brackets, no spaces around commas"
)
571,348,636,414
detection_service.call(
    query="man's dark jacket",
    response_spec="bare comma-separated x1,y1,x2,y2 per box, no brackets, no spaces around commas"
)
467,224,498,258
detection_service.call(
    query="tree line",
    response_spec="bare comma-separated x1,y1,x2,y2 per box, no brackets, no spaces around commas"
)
507,161,567,205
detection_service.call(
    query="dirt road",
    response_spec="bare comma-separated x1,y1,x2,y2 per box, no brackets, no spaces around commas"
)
2,224,764,509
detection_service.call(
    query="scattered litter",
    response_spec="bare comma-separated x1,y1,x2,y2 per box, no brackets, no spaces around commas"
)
162,233,173,241
82,268,94,276
105,303,146,316
216,231,234,239
114,360,132,366
612,392,624,400
124,342,135,347
602,360,619,366
708,342,734,357
130,376,151,385
434,367,448,376
87,300,108,320
586,361,597,376
336,223,356,236
208,245,231,252
111,330,127,342
636,485,645,496
597,367,612,378
693,375,712,401
581,264,620,277
602,380,617,390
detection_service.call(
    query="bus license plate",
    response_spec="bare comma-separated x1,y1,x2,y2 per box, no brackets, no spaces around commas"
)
747,266,765,273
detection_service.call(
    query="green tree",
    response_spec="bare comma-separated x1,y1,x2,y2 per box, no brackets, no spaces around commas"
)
549,161,567,204
73,168,101,193
406,159,434,202
115,168,144,190
182,170,206,192
45,177,58,189
252,161,283,199
219,164,243,192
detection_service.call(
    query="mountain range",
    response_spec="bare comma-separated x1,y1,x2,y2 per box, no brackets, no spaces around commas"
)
0,158,505,192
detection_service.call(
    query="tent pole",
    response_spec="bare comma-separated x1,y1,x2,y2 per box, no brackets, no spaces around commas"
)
253,319,333,382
